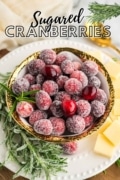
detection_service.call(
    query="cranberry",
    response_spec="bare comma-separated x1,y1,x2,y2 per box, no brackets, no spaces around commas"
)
82,86,97,101
62,99,77,116
43,65,61,78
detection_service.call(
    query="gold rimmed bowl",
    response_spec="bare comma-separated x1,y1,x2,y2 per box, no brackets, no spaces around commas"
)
6,47,114,142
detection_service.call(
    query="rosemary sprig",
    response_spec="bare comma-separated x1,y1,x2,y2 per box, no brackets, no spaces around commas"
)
0,73,67,180
88,2,120,23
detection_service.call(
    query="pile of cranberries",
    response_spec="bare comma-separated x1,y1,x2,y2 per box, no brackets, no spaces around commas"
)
12,49,108,137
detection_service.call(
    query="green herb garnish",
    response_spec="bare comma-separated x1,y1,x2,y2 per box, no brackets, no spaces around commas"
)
0,73,67,180
88,2,120,23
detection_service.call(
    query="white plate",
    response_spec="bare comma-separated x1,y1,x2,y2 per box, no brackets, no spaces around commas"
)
0,40,120,180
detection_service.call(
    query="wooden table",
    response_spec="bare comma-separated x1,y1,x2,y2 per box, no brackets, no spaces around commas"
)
0,49,120,180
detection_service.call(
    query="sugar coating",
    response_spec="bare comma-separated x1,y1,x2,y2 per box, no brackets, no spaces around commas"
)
35,90,52,110
24,73,36,85
56,75,69,89
50,100,64,117
95,89,108,105
54,91,71,102
77,100,91,117
39,49,56,65
12,78,30,94
29,110,47,125
34,119,53,135
61,60,74,74
73,61,81,70
29,84,41,91
61,141,78,155
91,100,105,117
84,114,94,127
64,78,82,95
56,51,73,65
66,115,85,134
82,60,98,76
88,76,101,88
27,59,45,75
36,74,44,84
70,70,88,88
16,101,34,118
42,80,58,96
50,117,66,135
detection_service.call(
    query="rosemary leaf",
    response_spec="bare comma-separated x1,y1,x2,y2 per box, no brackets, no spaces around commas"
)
88,2,120,23
0,72,67,180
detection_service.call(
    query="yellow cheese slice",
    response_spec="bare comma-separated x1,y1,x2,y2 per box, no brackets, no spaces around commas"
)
113,99,120,116
112,78,120,98
98,117,112,133
94,134,115,158
103,121,120,146
105,62,120,79
110,111,118,121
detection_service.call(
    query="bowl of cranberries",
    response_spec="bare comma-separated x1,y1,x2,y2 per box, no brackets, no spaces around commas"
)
6,47,114,142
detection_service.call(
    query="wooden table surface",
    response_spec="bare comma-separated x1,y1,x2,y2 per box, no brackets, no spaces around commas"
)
0,49,120,180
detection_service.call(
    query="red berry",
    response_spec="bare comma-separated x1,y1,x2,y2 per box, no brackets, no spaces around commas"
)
43,65,61,78
62,99,77,116
39,49,56,65
82,86,97,100
61,141,78,155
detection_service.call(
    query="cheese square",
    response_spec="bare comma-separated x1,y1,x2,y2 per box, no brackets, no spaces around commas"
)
112,79,120,98
103,121,120,146
110,111,118,121
94,134,115,158
98,117,112,133
113,99,120,116
105,62,120,79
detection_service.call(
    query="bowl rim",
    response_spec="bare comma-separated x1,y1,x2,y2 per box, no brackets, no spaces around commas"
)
6,47,114,142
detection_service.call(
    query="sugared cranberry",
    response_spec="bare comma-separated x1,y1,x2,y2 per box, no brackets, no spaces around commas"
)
35,90,52,110
50,117,66,136
39,49,56,65
36,74,44,84
84,115,94,127
82,60,98,76
43,65,61,78
66,115,85,134
50,100,64,117
64,78,82,95
61,60,74,74
62,99,77,116
29,110,47,125
27,59,45,75
91,100,105,117
12,78,30,95
88,76,101,88
34,119,53,135
56,51,73,65
54,91,71,102
73,61,81,70
77,100,91,117
56,75,69,89
95,89,108,105
24,74,35,85
29,84,41,91
82,86,97,101
16,101,34,118
70,70,88,88
61,141,78,155
42,80,58,96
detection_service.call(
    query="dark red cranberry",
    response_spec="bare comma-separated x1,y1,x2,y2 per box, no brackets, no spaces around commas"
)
43,65,58,78
62,99,77,116
82,86,97,101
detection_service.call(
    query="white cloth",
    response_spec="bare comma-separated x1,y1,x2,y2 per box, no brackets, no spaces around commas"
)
0,0,73,50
